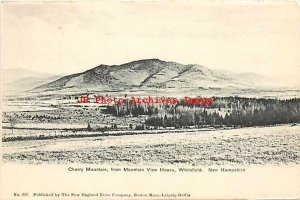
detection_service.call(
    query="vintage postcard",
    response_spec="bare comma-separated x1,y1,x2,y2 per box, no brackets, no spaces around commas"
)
1,0,300,200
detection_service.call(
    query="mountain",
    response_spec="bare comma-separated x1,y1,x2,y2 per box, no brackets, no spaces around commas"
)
2,68,62,94
35,59,281,92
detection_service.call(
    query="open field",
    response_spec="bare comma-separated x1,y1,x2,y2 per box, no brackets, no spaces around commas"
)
2,124,300,166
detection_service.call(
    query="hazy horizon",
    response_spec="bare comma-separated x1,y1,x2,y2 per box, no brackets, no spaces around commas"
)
2,2,300,86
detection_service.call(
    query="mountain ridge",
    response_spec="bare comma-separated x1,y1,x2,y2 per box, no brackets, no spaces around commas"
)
35,59,279,92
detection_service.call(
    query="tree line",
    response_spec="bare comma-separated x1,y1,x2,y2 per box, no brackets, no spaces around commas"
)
104,97,300,128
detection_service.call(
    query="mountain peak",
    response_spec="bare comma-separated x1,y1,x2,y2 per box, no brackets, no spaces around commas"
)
119,58,166,67
35,59,272,92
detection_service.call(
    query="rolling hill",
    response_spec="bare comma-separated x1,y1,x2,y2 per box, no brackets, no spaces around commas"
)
2,68,62,94
35,59,277,92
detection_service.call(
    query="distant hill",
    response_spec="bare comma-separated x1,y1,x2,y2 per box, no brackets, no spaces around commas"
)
35,59,279,92
2,68,62,94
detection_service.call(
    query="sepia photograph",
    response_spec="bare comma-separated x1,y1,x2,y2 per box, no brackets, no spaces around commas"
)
1,1,300,199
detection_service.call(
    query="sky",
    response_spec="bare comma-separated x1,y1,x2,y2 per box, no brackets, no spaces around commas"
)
2,1,300,85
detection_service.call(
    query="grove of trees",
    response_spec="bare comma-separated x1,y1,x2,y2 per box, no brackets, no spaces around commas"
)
104,97,300,128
